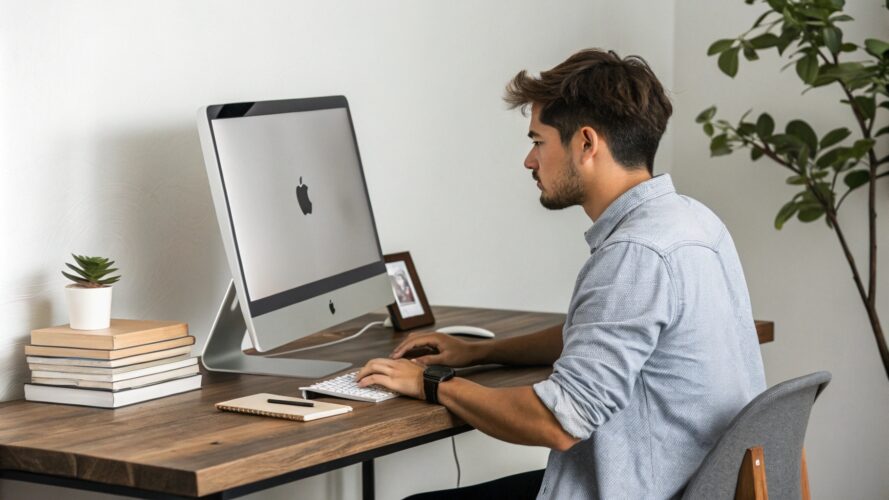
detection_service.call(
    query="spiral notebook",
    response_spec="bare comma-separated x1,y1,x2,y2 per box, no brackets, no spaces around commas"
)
215,393,352,422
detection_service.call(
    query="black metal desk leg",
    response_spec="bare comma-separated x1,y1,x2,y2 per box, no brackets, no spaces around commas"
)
362,459,374,500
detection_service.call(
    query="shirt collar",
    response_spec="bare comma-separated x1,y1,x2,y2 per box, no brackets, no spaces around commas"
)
584,173,676,251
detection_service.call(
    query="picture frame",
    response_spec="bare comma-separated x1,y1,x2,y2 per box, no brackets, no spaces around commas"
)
383,251,435,331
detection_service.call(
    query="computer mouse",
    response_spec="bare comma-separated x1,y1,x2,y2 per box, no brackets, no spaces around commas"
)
435,325,496,339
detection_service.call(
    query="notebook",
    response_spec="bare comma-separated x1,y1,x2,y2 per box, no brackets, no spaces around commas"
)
215,393,353,422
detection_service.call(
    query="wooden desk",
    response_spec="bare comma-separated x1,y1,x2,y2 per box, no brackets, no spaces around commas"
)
0,307,774,499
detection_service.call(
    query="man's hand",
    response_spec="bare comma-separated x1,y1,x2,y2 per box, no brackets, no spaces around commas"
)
390,332,484,367
356,358,426,399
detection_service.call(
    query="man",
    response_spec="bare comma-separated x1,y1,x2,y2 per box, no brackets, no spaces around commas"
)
357,49,766,499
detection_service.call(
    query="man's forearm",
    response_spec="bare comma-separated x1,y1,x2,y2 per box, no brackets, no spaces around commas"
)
471,324,563,366
436,377,578,451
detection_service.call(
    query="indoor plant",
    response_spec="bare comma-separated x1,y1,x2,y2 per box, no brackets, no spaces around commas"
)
696,0,889,379
62,254,121,330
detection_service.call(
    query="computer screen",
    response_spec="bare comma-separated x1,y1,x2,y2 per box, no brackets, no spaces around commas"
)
198,96,393,354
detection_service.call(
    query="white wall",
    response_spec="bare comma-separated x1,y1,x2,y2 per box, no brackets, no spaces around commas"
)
0,1,676,499
672,1,889,499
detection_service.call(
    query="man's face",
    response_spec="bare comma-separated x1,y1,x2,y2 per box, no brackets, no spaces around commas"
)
524,104,586,210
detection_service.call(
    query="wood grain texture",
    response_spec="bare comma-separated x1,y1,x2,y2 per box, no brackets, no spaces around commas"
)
735,446,769,500
0,306,775,497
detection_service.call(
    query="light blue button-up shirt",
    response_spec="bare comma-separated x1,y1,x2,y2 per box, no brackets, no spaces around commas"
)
533,174,766,499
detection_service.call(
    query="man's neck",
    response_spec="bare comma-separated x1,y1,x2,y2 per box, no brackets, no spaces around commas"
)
582,168,653,222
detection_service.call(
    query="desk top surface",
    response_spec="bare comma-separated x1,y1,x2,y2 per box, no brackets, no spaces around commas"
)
0,306,773,497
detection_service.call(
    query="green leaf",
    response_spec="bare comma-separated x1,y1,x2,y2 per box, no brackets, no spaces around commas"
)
795,54,819,84
751,147,765,161
798,207,825,222
786,120,818,156
823,27,841,55
816,146,850,169
61,271,90,285
696,106,717,123
710,134,732,156
786,175,808,185
843,170,870,189
819,127,851,148
718,47,740,78
768,0,786,11
864,38,889,58
743,46,759,61
703,123,715,136
850,138,875,159
775,201,798,229
708,39,736,56
797,145,810,168
749,33,780,49
875,126,889,137
65,263,92,280
756,113,775,138
852,96,876,120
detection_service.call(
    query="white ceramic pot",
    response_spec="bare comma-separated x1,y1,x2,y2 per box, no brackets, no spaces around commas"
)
65,285,113,330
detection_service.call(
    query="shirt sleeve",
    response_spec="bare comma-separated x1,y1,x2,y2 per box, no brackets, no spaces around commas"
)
533,241,675,441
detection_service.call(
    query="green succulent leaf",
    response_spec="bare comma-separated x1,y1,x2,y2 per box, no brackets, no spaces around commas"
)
819,127,851,148
774,201,798,229
718,47,741,77
708,39,736,56
703,122,715,136
751,147,765,161
786,120,818,156
864,38,889,58
843,170,871,189
756,113,775,138
696,106,717,123
798,206,826,222
710,134,732,156
822,27,842,55
795,54,819,84
750,33,780,49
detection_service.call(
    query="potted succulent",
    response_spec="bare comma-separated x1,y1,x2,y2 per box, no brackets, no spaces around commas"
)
62,254,121,330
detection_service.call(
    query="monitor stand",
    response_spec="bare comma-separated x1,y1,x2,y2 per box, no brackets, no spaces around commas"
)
201,280,351,378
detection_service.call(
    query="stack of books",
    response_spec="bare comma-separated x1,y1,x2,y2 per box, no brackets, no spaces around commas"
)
23,320,202,408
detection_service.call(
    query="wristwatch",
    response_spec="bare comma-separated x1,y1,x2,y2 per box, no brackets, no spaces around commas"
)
423,365,456,404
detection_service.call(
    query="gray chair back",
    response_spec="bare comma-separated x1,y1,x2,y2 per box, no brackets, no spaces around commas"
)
681,371,831,500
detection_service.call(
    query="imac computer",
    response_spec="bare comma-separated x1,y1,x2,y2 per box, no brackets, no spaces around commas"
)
196,96,394,378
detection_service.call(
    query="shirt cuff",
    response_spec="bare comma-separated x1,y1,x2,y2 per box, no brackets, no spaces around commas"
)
533,378,594,441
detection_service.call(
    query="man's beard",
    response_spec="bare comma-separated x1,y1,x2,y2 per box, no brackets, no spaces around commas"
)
539,158,586,210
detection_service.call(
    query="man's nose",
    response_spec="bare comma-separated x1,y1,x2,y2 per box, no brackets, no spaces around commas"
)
524,150,537,170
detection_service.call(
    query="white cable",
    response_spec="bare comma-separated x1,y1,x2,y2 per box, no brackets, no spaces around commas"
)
267,320,386,357
451,436,461,488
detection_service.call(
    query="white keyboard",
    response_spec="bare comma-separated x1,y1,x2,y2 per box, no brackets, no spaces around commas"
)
299,370,399,403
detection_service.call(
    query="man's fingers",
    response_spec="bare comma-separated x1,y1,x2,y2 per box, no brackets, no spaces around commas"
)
412,354,443,366
357,373,392,388
356,358,395,380
392,336,440,359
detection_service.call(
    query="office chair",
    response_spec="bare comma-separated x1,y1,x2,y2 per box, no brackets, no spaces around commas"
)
682,371,831,500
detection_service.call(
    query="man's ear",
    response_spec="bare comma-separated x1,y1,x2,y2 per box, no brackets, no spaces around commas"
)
578,126,599,165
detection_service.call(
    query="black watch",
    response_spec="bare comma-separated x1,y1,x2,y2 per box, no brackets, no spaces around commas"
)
423,365,456,404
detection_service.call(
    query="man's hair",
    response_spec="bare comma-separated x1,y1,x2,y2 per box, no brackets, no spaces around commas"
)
504,49,672,173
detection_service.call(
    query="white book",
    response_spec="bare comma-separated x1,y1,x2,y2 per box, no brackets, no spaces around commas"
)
32,365,200,390
29,354,193,375
31,357,198,382
26,345,193,368
25,374,202,408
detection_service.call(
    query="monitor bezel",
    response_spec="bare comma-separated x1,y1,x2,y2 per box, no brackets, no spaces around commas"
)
204,96,386,318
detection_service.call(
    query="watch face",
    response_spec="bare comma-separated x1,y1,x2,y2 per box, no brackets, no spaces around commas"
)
425,365,455,380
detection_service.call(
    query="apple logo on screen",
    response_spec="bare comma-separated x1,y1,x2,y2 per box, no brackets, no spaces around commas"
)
296,176,312,215
329,300,336,314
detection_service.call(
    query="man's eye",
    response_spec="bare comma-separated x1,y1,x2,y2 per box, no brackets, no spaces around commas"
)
532,141,542,147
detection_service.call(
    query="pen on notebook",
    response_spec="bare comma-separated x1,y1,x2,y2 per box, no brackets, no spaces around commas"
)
267,398,314,407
